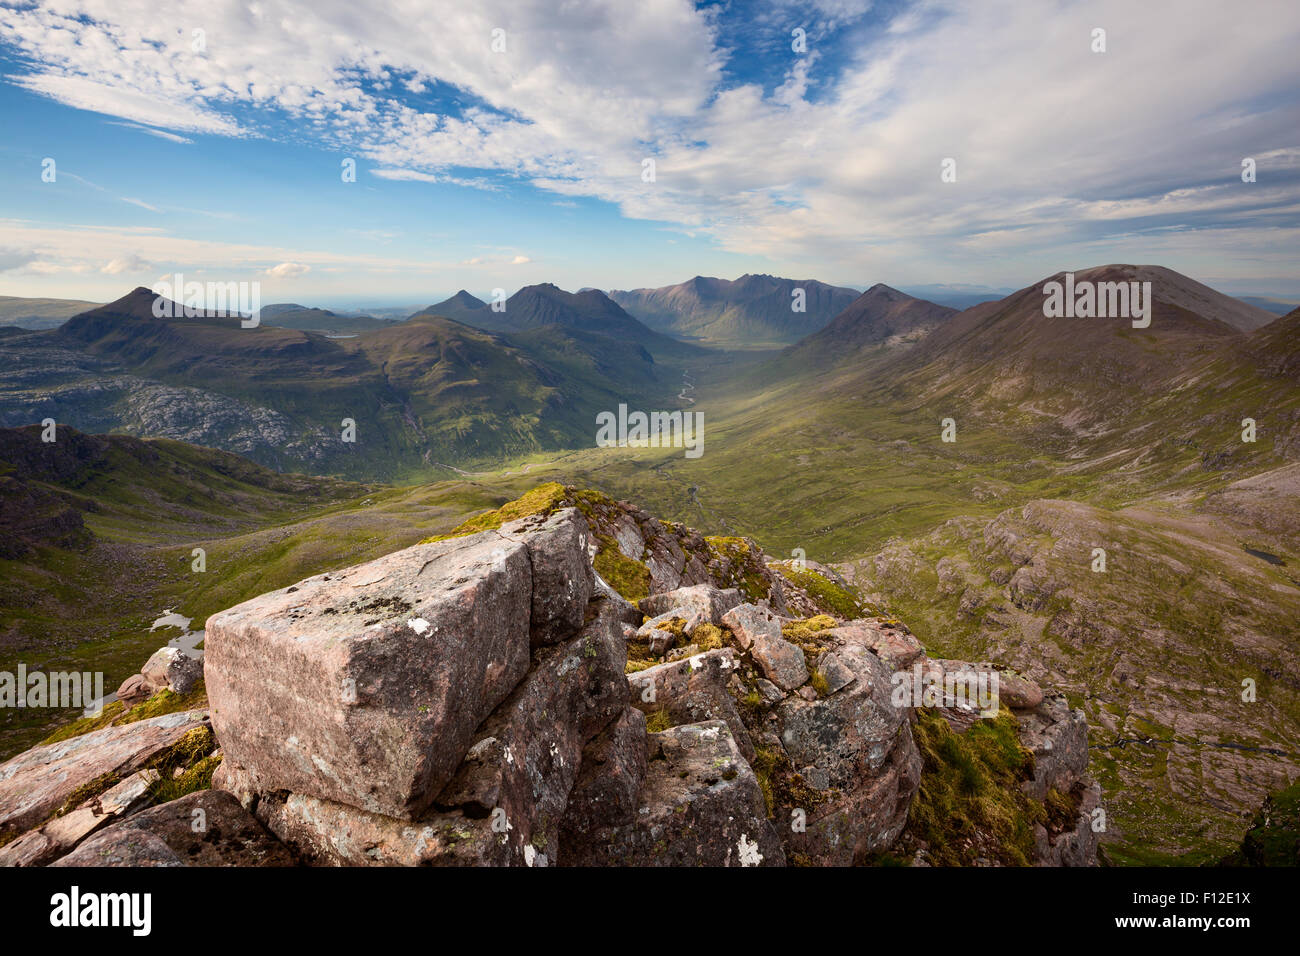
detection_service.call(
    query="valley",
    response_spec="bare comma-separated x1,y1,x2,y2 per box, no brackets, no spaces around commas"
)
0,264,1296,865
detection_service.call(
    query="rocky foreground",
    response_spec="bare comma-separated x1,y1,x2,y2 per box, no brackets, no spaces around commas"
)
1,484,1101,866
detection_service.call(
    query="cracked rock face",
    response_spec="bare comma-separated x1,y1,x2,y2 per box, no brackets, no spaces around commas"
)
774,643,921,864
561,721,785,867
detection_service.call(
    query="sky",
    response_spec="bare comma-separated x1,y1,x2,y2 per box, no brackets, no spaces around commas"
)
1,0,1298,308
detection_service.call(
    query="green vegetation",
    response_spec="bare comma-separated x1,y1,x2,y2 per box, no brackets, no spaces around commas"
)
4,291,1297,865
592,534,651,602
150,753,222,805
750,745,824,819
420,481,568,541
703,536,770,602
775,564,871,618
905,708,1044,866
692,622,726,651
781,615,837,657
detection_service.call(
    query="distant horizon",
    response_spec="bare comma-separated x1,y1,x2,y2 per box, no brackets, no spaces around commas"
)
10,265,1299,318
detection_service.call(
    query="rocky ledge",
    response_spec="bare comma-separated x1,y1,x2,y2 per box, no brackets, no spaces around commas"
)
0,484,1101,866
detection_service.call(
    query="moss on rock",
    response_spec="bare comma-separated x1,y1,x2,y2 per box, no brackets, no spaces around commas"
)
592,533,651,602
775,564,874,619
420,482,568,543
904,707,1045,866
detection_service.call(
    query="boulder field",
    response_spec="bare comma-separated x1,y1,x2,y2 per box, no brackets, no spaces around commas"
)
0,485,1100,866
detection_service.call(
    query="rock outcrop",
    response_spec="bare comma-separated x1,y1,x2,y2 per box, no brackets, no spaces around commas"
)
1,484,1101,867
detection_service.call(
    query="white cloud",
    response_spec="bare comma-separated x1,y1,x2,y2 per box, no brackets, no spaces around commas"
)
0,248,38,272
0,0,1296,283
101,253,151,274
511,255,531,265
12,74,243,136
266,262,311,279
108,122,193,144
372,168,440,184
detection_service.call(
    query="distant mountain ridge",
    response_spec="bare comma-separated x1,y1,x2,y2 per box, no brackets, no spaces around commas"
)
609,273,860,347
419,283,702,357
0,287,685,479
0,296,103,330
260,303,396,334
415,290,489,323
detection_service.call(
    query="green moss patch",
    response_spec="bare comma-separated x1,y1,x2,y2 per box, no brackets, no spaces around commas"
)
421,481,569,542
39,681,208,747
905,708,1045,866
775,564,874,619
593,533,651,602
750,745,826,819
149,753,223,805
704,535,772,602
781,615,837,657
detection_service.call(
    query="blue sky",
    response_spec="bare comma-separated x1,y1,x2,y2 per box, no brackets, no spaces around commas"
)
1,0,1298,308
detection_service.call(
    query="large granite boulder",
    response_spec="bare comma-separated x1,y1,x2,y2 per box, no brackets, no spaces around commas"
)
773,643,922,864
235,596,629,866
141,646,204,695
203,531,538,820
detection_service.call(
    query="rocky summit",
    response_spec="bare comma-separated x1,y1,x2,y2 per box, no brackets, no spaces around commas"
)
0,484,1100,867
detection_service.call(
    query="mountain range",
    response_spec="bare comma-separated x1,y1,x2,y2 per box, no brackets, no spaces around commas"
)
415,283,701,358
0,284,692,479
608,274,861,347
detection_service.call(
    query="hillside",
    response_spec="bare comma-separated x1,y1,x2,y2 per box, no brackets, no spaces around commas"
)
0,296,102,330
0,288,691,479
782,284,956,365
260,304,396,334
610,274,860,347
442,283,704,359
469,263,1300,864
413,290,490,323
0,423,368,754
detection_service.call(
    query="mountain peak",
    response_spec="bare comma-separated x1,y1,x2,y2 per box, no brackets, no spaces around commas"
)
420,290,488,319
